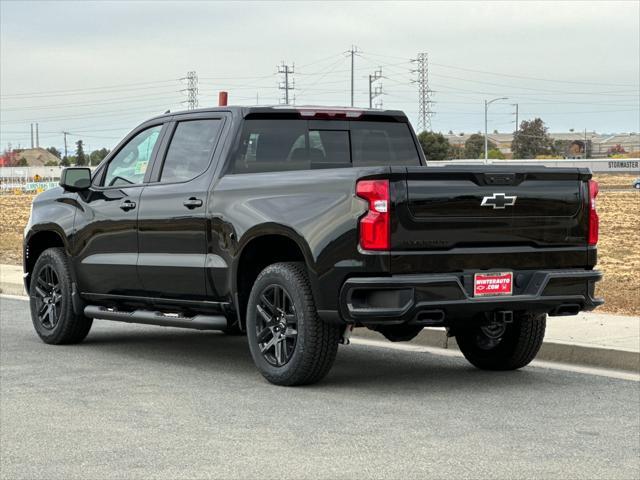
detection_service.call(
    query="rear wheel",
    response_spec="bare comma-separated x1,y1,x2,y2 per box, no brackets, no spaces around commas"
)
246,262,340,386
455,312,546,370
29,247,93,345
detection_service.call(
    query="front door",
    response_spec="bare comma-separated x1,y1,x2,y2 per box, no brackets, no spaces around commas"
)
73,124,164,296
137,117,224,300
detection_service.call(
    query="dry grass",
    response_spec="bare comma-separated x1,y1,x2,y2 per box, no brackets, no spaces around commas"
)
593,189,640,316
0,195,31,266
594,173,638,190
1,184,639,315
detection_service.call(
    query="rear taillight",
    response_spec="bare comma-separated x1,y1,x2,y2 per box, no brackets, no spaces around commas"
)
356,179,390,251
588,180,599,246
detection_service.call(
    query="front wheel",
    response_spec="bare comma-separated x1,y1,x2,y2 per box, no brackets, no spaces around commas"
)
455,312,546,370
246,262,340,386
29,247,93,345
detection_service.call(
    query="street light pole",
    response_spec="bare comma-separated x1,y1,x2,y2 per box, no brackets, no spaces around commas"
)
484,97,508,164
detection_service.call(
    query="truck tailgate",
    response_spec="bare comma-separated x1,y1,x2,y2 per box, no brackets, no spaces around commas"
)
390,166,592,272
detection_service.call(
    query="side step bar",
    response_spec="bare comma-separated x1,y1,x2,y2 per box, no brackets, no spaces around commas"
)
84,305,228,331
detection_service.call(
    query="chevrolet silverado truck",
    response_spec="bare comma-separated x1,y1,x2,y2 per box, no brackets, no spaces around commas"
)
24,106,603,385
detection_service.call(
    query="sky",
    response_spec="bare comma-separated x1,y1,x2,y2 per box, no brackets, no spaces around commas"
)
1,0,639,153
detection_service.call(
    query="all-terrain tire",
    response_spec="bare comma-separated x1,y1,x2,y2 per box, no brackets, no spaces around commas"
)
246,262,341,386
455,312,546,370
29,247,93,345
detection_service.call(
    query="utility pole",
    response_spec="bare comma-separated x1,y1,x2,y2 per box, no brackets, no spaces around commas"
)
584,128,589,159
181,71,199,110
411,52,434,132
368,67,383,109
346,45,360,107
36,123,39,148
484,97,508,164
512,104,519,133
277,62,295,105
62,131,69,160
30,123,34,149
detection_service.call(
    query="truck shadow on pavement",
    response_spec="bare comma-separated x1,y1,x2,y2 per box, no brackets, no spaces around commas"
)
77,325,554,392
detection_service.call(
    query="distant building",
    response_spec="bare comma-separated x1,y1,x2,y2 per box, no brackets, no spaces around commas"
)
443,132,639,159
4,148,60,167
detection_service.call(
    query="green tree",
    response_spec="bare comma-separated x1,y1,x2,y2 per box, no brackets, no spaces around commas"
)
511,118,552,159
417,131,450,160
75,140,86,166
486,148,505,160
89,147,110,166
464,134,495,158
447,144,464,160
44,160,59,166
46,146,61,158
17,157,28,166
60,156,70,167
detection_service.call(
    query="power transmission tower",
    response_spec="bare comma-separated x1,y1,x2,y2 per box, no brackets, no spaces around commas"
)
411,52,434,132
277,62,295,104
181,71,199,110
345,45,360,107
369,68,383,109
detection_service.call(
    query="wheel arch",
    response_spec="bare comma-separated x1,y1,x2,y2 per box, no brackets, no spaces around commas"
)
24,228,69,290
233,224,317,329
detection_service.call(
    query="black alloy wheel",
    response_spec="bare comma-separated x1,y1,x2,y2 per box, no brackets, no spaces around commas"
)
33,264,62,330
255,284,298,367
245,262,341,386
29,247,93,345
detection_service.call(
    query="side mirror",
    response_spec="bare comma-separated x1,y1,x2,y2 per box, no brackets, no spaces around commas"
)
59,167,91,192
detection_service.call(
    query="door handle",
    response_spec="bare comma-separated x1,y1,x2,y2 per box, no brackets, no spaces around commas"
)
119,200,137,211
183,197,203,209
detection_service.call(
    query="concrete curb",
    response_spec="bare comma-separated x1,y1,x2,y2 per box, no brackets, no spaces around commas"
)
353,327,640,373
0,281,25,297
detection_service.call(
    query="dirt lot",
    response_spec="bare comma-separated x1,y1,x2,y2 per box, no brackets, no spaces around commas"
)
1,173,638,315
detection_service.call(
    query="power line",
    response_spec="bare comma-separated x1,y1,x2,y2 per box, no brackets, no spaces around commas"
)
430,62,639,88
1,91,182,112
0,79,179,99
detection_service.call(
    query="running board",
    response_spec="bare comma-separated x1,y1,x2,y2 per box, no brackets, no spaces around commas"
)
84,305,228,331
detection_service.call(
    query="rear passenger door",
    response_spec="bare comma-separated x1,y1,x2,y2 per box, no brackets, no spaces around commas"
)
136,114,225,300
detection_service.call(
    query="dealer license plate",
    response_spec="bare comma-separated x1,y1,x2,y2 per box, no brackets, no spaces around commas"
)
474,272,513,297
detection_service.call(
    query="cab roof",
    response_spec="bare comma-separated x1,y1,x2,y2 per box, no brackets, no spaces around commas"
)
149,105,409,122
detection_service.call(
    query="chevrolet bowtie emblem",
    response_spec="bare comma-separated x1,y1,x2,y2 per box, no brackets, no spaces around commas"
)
481,193,517,209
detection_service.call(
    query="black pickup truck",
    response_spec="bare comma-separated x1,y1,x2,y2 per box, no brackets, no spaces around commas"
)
24,106,602,385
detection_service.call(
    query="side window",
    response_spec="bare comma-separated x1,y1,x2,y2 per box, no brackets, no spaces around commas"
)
160,119,222,183
308,130,350,168
233,120,308,173
103,125,162,187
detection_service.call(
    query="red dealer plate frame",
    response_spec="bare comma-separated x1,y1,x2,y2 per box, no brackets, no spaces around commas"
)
473,272,513,297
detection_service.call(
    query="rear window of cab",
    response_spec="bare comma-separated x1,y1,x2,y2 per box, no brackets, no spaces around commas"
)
232,119,420,174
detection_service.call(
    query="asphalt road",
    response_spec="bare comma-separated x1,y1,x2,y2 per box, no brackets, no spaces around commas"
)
1,297,639,480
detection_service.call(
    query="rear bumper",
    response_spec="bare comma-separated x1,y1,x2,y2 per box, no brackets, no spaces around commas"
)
339,269,603,325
